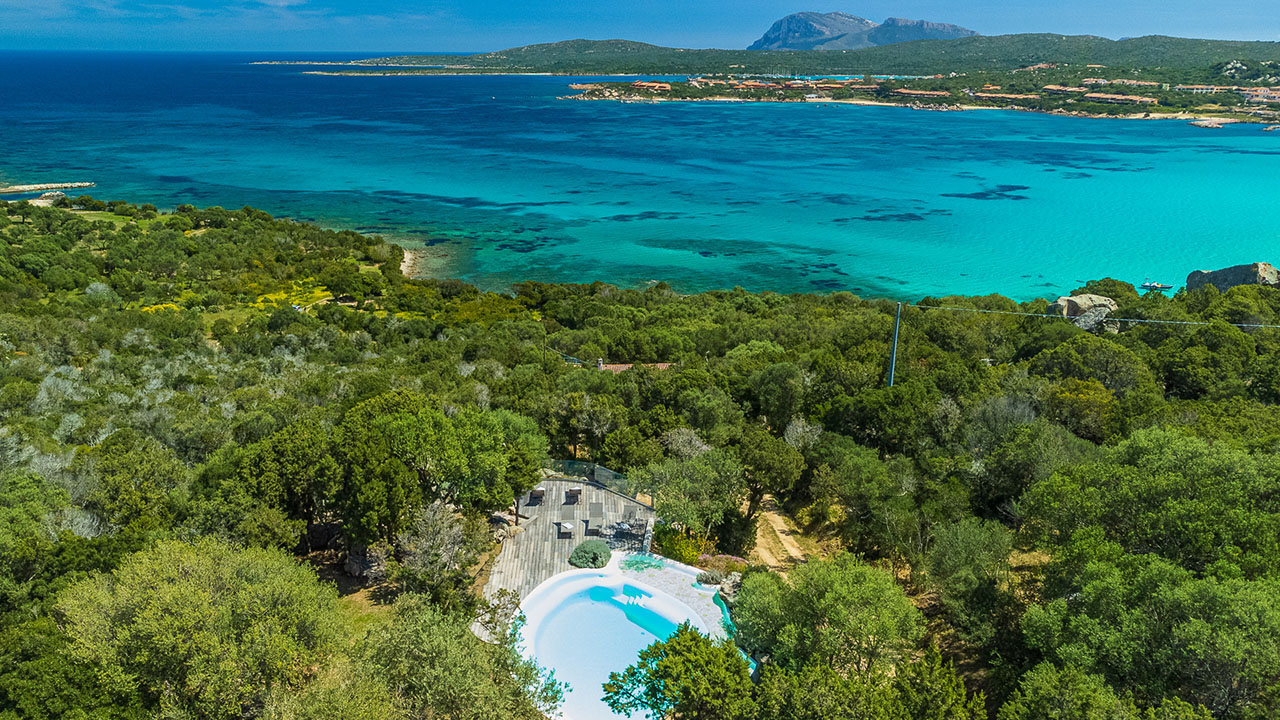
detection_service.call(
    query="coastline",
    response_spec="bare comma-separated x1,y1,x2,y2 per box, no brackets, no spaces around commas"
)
400,247,421,278
397,243,458,280
290,69,1277,126
561,92,1278,125
300,70,672,77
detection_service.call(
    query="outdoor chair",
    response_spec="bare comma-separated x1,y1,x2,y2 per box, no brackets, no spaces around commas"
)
587,502,605,536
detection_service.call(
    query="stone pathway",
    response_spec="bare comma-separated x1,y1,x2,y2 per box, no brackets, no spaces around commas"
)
617,554,730,640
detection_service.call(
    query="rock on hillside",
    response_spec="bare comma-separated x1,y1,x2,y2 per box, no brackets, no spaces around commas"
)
867,18,980,47
748,12,877,51
1048,293,1119,317
1187,262,1280,292
748,11,977,51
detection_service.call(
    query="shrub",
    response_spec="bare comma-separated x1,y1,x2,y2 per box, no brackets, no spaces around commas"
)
699,554,750,576
569,539,611,568
653,525,713,565
697,570,725,585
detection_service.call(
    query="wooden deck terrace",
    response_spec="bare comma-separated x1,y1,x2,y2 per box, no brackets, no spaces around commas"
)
484,478,656,601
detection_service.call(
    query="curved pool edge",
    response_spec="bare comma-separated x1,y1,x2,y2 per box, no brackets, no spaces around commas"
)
519,555,712,661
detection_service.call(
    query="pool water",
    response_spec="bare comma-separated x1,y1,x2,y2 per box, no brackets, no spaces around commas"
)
521,571,709,720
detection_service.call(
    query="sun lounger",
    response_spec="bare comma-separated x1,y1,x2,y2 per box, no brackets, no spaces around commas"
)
566,487,582,504
530,486,545,505
587,502,604,535
559,504,578,539
557,521,574,539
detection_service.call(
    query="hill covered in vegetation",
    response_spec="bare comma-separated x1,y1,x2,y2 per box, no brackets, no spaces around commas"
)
3,197,1280,720
352,34,1280,75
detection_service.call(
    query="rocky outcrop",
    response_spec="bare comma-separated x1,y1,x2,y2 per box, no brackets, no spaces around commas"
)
1186,262,1280,292
748,12,976,51
1073,306,1121,334
1048,293,1119,318
718,571,743,608
344,542,389,581
749,12,877,51
867,18,980,46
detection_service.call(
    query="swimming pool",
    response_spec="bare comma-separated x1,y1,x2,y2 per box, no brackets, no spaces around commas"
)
521,560,710,720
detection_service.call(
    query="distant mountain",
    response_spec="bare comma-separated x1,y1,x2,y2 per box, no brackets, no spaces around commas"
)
747,12,877,51
748,11,977,51
868,18,980,47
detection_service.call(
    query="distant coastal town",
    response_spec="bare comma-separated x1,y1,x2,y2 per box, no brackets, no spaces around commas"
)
568,66,1280,126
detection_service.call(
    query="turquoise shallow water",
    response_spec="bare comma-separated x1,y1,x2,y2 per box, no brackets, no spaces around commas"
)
2,51,1278,299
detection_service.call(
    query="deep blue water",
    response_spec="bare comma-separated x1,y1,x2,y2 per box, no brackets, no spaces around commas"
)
2,51,1278,299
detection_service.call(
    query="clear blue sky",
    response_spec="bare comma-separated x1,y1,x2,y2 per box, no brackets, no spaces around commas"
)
2,0,1278,52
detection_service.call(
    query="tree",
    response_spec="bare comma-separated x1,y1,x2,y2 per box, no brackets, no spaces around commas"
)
394,501,487,608
634,449,747,540
335,391,424,546
753,645,984,720
599,425,664,472
997,663,1212,720
0,616,147,720
925,518,1012,647
1029,334,1158,402
1019,428,1280,578
78,429,187,531
364,594,564,720
603,624,756,720
977,419,1096,520
736,424,804,520
57,539,341,719
755,662,897,720
1022,552,1280,718
0,472,66,614
1073,278,1140,305
749,362,806,428
893,644,987,720
733,554,924,674
251,419,343,531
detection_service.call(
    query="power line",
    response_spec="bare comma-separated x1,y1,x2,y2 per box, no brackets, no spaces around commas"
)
900,302,1280,330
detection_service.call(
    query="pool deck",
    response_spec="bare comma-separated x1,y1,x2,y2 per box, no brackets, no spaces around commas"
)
485,477,656,601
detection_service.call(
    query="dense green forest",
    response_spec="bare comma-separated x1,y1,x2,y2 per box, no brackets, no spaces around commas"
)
348,35,1280,75
3,198,1280,720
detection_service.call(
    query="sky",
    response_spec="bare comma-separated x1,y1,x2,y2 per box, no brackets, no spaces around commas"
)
1,0,1278,52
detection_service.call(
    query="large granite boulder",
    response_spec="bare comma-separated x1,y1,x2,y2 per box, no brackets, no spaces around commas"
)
718,571,743,608
1186,263,1280,292
344,542,389,581
1048,293,1119,318
1073,306,1120,334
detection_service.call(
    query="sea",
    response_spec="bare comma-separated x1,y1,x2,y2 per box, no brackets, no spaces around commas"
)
2,51,1278,300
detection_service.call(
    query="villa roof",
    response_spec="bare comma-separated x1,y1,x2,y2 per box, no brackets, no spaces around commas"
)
894,89,951,97
597,361,674,373
1084,92,1159,104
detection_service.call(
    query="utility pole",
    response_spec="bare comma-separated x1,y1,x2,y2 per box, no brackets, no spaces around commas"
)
888,302,902,387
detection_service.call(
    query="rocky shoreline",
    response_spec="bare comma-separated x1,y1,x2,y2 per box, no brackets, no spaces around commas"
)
563,90,1280,127
0,181,95,195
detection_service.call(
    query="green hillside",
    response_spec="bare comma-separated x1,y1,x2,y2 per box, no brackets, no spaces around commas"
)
360,34,1280,75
